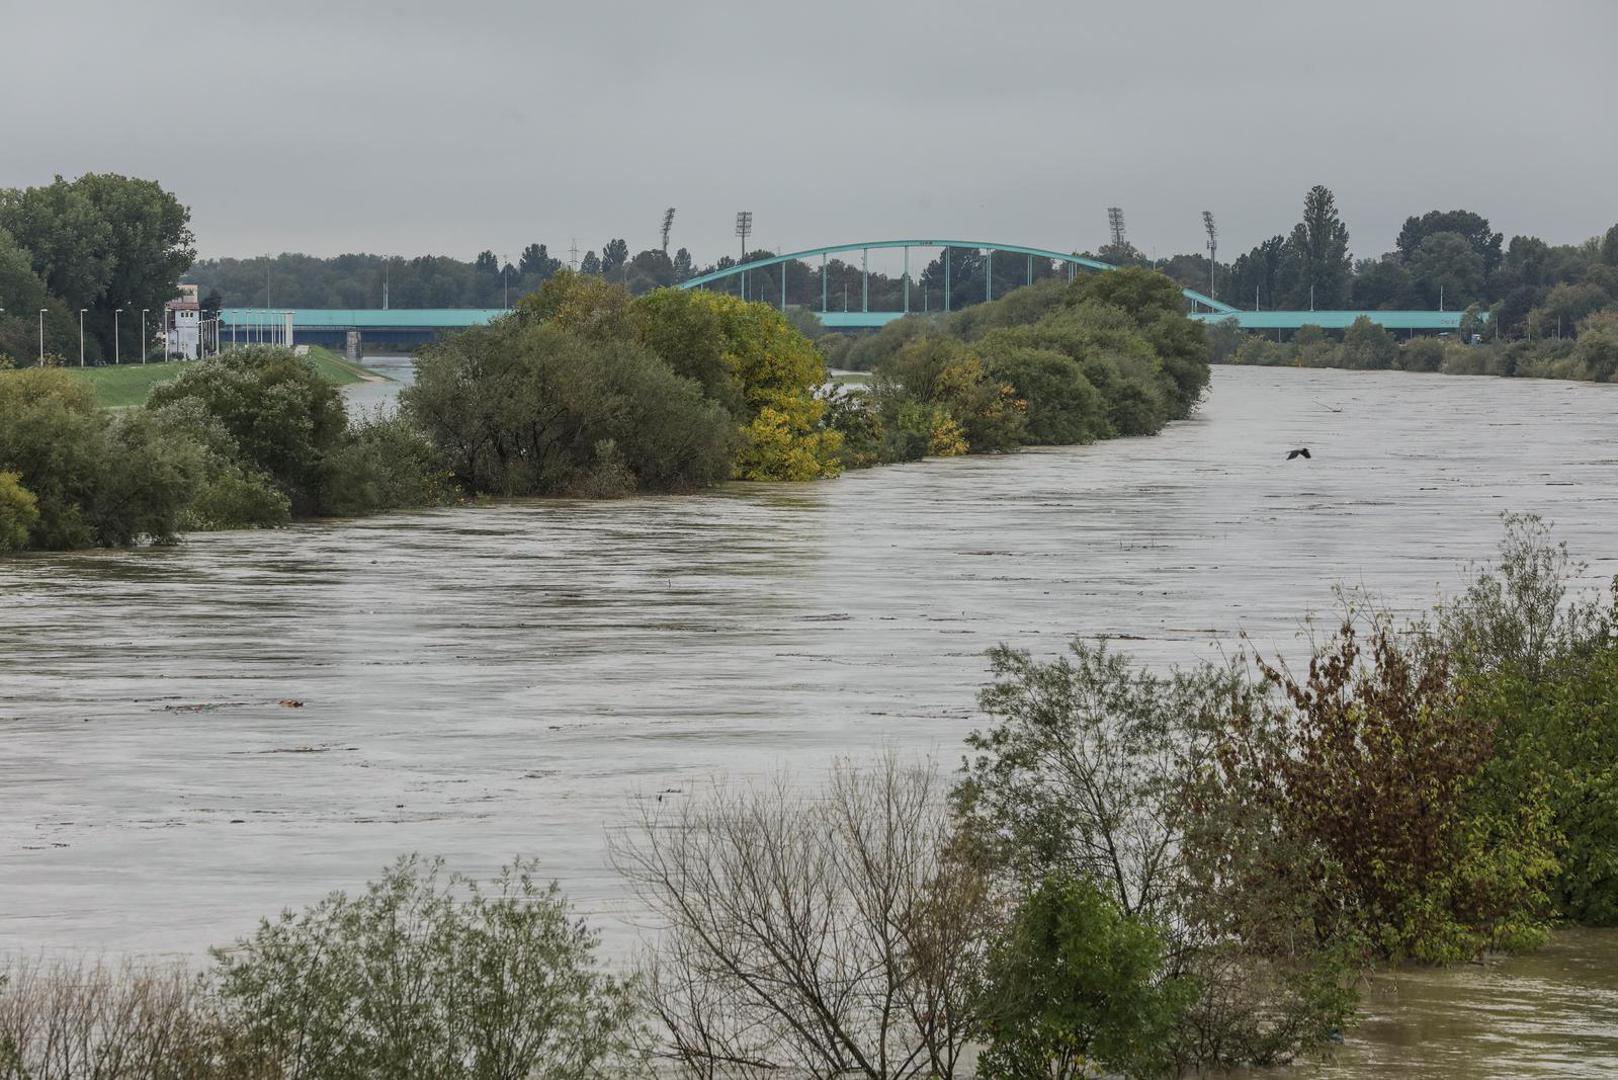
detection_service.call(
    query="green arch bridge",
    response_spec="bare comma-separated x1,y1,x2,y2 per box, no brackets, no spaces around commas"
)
675,239,1473,333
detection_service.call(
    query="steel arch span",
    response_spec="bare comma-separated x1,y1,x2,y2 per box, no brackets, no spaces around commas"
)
675,239,1238,322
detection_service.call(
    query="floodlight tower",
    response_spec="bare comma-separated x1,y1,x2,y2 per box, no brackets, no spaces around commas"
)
661,208,677,253
1107,207,1126,251
1202,211,1218,300
735,211,753,261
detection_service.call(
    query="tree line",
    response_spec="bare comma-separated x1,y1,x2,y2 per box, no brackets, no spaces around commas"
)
0,174,195,364
0,265,1211,553
178,186,1618,355
1208,310,1618,383
1156,186,1618,341
5,516,1615,1078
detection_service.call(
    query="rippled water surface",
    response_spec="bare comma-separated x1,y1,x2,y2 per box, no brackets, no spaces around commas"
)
3,366,1616,1074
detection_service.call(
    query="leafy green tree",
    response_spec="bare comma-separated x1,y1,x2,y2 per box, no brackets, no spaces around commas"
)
1573,311,1618,380
518,242,561,280
975,875,1192,1080
1278,185,1352,309
579,249,601,276
0,367,204,548
1067,267,1209,416
671,246,693,282
1430,516,1618,923
403,319,734,495
1350,256,1415,310
0,226,47,313
600,238,629,277
1528,282,1610,337
878,336,1025,453
1226,607,1557,962
147,347,349,516
955,639,1357,1070
625,286,740,412
1229,235,1287,311
212,855,638,1080
1396,209,1503,273
474,250,499,275
979,341,1104,445
1410,231,1486,309
0,178,113,313
624,248,675,293
73,173,196,352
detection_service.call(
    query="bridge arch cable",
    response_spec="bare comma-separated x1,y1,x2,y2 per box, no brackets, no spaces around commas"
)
674,239,1237,316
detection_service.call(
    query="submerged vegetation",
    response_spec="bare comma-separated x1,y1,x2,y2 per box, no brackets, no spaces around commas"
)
4,518,1613,1079
0,266,1208,552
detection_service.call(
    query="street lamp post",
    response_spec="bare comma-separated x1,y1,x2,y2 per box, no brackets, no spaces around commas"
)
141,309,150,364
114,308,124,365
79,309,87,366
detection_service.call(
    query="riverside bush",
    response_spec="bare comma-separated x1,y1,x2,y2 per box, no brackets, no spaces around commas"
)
0,366,205,548
1,860,639,1079
213,856,637,1080
148,347,350,516
405,320,735,495
0,470,38,551
824,268,1208,462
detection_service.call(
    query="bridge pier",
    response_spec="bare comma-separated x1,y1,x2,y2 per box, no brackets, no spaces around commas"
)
986,249,993,302
945,248,951,312
821,253,828,314
903,246,909,314
862,249,868,313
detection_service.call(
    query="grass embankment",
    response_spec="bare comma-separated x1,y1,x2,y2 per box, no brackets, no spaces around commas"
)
68,346,377,407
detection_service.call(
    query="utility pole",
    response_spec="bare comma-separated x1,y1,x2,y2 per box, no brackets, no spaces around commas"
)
383,260,390,310
568,239,579,272
1202,211,1218,300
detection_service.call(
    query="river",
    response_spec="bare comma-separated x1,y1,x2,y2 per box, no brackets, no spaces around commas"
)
2,364,1616,1074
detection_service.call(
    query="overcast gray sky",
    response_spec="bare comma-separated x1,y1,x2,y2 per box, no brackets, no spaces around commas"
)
3,0,1614,266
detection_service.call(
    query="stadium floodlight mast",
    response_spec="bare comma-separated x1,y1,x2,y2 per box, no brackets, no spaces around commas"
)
735,211,754,301
1202,211,1218,300
1107,207,1127,251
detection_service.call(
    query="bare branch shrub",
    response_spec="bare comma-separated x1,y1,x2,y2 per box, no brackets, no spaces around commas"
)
0,958,254,1080
613,755,987,1080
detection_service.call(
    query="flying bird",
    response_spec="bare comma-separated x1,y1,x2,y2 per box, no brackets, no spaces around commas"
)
1286,448,1312,461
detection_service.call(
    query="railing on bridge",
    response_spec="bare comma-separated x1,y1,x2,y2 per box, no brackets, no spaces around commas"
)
675,240,1237,324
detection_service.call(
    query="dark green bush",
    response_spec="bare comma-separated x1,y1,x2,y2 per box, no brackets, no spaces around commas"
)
148,347,349,516
0,367,204,548
404,320,735,496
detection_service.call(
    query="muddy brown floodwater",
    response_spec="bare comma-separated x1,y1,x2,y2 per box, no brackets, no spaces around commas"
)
2,365,1616,1075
